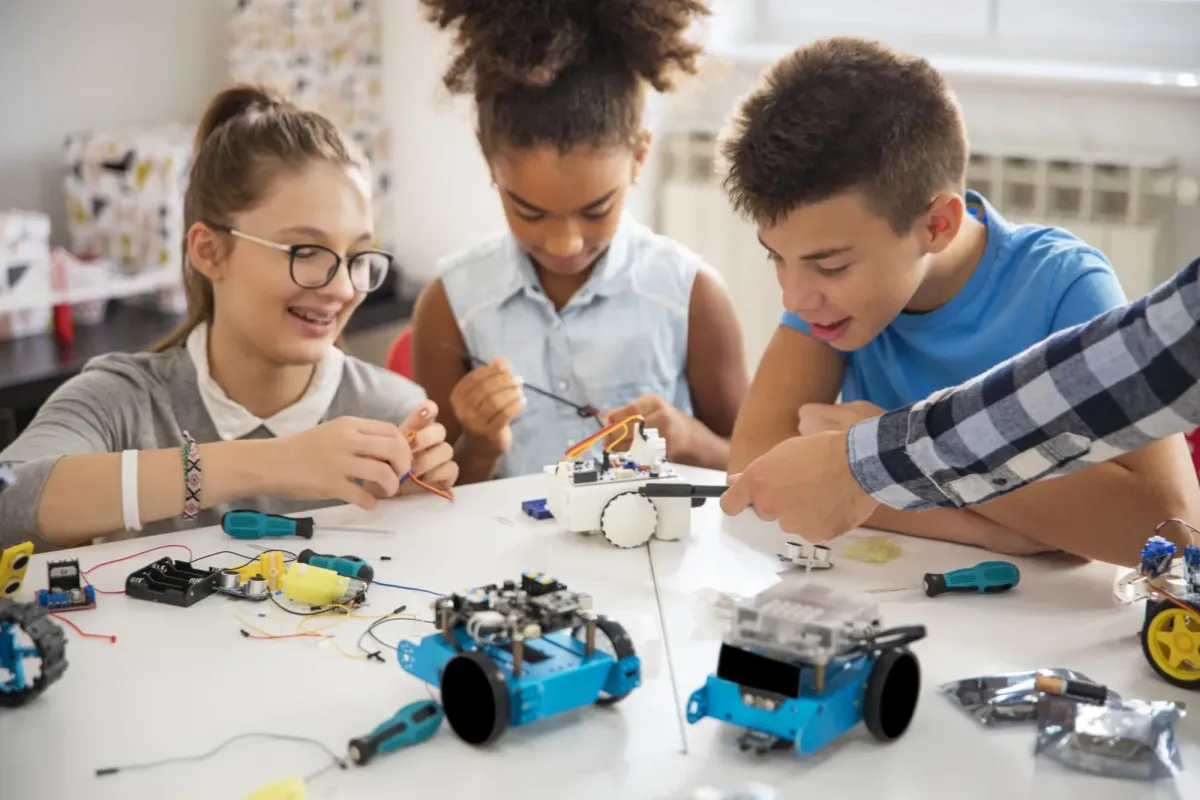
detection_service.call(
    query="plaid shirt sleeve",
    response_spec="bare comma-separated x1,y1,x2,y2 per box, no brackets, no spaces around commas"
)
846,256,1200,510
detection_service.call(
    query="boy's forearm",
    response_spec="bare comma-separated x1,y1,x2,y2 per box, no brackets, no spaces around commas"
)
729,425,797,473
453,433,503,485
969,460,1200,565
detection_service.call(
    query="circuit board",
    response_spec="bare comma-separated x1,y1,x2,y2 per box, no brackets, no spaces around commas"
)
564,455,676,487
435,571,594,643
36,559,95,612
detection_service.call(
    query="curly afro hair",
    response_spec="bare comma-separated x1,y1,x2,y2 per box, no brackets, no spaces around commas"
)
420,0,710,153
718,37,968,234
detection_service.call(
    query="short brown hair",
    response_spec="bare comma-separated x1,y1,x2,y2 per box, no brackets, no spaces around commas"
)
420,0,710,155
718,37,967,234
152,84,366,351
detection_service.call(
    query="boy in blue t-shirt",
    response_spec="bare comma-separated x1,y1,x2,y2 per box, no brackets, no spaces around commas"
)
723,37,1200,562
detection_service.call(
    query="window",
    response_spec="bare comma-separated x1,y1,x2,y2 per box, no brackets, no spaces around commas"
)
740,0,1200,83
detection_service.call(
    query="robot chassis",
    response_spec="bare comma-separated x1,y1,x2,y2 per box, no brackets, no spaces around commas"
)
686,584,927,756
398,571,641,745
544,421,723,548
0,597,68,708
1114,530,1200,689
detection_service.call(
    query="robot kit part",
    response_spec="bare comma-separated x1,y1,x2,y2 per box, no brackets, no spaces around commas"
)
37,559,95,612
1,541,34,596
0,597,68,708
125,558,220,607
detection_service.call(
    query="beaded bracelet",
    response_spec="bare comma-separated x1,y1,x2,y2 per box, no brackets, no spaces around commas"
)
181,430,202,521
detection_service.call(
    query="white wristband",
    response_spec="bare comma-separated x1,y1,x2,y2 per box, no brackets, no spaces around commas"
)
121,450,141,532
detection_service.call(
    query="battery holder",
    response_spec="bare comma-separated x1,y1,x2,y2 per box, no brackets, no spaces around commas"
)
125,558,220,607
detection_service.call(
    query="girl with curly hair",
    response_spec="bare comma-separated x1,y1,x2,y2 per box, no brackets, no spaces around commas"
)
411,0,748,483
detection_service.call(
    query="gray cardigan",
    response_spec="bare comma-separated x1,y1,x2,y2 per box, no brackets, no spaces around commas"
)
0,345,425,551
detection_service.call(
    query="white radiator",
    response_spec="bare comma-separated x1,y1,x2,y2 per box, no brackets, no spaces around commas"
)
656,132,1196,371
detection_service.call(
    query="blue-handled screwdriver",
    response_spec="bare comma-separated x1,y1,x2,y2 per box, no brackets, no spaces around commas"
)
869,560,1020,598
922,560,1020,597
221,510,393,540
348,700,443,765
297,549,375,583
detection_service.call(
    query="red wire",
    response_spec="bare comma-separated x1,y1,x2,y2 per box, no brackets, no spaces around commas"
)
48,613,116,643
80,544,194,594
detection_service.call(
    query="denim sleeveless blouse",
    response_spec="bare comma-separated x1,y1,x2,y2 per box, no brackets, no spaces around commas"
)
440,214,704,478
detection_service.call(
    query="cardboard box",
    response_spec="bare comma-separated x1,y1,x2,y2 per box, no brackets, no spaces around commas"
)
62,123,193,277
0,210,52,341
227,0,393,248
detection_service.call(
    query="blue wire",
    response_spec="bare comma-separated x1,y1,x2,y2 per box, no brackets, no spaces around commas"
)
373,580,443,596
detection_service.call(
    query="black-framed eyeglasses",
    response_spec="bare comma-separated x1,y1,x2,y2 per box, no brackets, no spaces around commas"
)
207,222,392,293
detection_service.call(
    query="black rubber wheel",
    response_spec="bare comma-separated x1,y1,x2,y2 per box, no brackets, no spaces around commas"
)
0,597,68,708
573,616,637,705
863,647,921,741
439,650,510,745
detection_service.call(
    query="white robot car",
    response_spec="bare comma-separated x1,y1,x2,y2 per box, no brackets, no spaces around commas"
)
544,421,725,548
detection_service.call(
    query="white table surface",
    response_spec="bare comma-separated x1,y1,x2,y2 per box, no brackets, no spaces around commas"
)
2,465,1198,800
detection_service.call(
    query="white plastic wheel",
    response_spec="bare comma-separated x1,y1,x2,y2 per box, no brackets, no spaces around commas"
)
600,491,659,548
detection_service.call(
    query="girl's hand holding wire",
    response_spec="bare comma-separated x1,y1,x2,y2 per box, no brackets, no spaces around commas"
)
267,417,414,510
394,400,458,496
449,357,525,455
602,394,695,461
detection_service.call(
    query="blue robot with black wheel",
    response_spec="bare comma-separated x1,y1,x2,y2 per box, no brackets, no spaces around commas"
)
1,462,69,708
0,596,68,707
398,571,641,745
687,583,926,755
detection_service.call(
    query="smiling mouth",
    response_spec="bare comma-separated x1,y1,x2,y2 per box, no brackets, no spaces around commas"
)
288,307,338,326
810,318,848,330
807,317,852,342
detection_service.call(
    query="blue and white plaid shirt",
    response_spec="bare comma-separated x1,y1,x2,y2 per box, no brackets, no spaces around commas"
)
848,256,1200,510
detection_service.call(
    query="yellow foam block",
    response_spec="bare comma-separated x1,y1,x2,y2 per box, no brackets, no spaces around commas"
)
842,535,902,564
243,777,305,800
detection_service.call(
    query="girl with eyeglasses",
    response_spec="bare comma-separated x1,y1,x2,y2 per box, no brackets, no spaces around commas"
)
0,85,457,550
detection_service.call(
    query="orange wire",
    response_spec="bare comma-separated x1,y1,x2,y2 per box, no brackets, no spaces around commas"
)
564,414,643,460
404,430,454,500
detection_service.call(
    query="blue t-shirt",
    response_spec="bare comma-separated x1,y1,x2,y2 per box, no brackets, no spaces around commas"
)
781,191,1127,411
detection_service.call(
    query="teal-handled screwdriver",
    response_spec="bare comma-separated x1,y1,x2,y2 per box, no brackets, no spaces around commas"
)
921,560,1019,597
221,510,393,540
869,560,1020,598
297,548,375,583
348,700,443,765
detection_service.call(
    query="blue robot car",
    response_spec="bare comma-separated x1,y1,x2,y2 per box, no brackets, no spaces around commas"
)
687,584,926,756
398,571,641,745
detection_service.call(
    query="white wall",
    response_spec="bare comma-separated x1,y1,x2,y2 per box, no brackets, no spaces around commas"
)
0,1,228,246
381,1,662,284
0,0,664,290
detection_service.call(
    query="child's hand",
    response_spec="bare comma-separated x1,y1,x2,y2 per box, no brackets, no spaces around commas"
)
396,400,458,494
448,357,525,454
798,401,885,436
603,394,694,461
267,416,414,509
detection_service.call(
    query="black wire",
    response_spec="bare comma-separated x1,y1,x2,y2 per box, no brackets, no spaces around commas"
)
267,591,343,617
95,732,346,778
441,341,603,426
192,550,297,569
356,610,435,662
